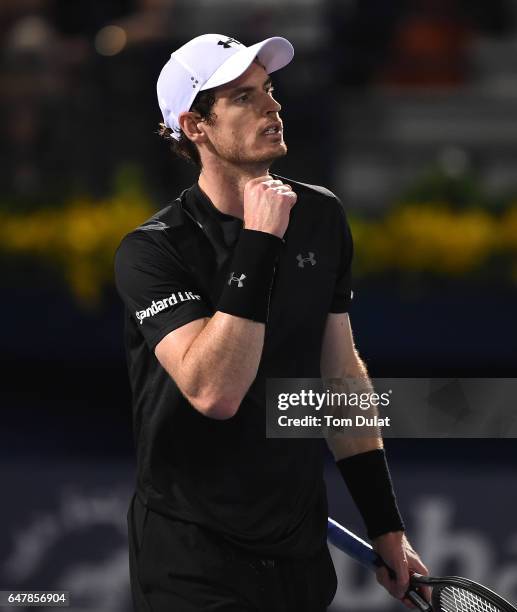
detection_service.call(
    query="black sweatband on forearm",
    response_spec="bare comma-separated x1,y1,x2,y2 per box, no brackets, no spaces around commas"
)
336,448,405,540
217,229,283,323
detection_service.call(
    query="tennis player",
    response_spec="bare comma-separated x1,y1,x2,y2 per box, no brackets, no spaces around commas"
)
115,33,428,612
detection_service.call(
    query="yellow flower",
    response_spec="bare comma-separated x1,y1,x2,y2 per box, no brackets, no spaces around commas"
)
0,194,154,306
1,194,515,307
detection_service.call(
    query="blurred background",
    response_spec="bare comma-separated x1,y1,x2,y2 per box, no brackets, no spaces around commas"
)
1,0,516,610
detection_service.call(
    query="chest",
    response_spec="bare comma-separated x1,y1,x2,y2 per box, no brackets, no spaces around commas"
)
268,213,339,338
180,203,340,329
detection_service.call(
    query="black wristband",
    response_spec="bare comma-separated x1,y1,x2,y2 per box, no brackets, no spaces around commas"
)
336,448,405,540
217,229,283,323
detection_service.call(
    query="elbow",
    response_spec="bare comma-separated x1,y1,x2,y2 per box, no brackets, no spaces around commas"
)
191,393,242,420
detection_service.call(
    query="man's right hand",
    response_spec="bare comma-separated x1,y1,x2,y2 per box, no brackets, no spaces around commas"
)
243,176,297,239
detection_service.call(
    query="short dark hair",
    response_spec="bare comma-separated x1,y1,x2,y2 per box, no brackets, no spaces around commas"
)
157,88,217,169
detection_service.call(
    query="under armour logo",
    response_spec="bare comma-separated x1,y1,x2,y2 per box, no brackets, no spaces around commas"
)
218,37,242,49
228,272,246,287
296,252,316,268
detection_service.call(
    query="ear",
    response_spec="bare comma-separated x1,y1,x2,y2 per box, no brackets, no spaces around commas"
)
178,111,208,144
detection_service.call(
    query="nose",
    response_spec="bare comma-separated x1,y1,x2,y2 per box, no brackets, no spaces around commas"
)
270,95,281,113
265,92,281,114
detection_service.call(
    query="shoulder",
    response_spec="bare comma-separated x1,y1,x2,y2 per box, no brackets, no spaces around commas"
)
277,175,339,200
114,199,192,291
115,196,189,260
272,174,347,217
133,194,188,233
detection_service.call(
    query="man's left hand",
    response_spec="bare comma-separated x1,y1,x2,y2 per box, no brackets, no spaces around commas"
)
372,531,430,609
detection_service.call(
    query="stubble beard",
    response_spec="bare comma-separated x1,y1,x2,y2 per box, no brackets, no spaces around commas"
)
222,140,288,171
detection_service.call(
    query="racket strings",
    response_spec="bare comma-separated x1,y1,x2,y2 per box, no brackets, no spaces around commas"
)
439,586,501,612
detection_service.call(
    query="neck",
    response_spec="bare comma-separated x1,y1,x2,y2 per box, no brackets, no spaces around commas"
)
198,159,271,219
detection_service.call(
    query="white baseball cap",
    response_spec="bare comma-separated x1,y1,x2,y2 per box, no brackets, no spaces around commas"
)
157,33,294,140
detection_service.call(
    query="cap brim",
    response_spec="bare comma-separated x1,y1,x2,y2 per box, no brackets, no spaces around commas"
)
201,36,294,91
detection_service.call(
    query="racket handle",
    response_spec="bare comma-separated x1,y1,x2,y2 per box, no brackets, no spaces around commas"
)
376,556,431,611
376,558,432,611
407,589,432,612
327,519,432,612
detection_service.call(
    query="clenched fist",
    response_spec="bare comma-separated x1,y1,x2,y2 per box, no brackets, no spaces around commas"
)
243,176,297,239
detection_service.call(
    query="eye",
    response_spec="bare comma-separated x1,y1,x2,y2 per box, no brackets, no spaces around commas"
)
235,93,249,103
267,86,275,95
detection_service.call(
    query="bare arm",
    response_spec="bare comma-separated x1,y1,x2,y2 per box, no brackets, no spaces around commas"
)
155,176,296,420
322,313,429,605
320,312,382,459
155,313,264,419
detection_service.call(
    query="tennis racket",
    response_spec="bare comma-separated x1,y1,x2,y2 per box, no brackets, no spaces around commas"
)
327,517,517,612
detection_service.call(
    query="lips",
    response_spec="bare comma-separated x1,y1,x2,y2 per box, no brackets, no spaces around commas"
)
262,122,282,135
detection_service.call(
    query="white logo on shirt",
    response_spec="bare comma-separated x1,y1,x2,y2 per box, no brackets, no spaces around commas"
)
137,220,169,231
228,273,246,288
135,291,201,325
296,252,316,268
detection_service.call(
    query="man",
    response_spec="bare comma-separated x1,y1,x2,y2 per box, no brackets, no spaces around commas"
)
115,33,427,612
